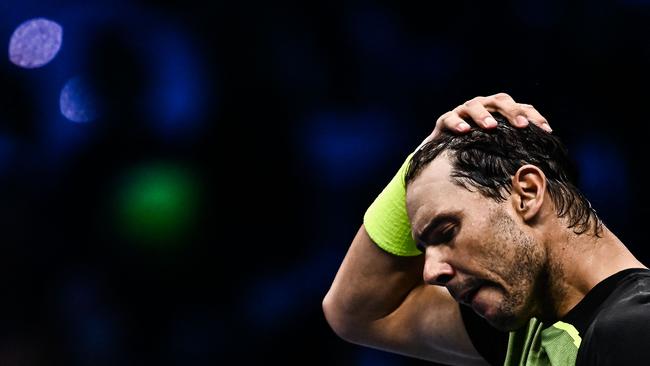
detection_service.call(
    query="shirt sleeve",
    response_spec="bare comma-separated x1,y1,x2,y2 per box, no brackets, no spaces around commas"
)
577,297,650,365
459,304,509,366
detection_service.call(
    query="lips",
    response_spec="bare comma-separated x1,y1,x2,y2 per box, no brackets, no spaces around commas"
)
447,278,487,306
458,286,481,305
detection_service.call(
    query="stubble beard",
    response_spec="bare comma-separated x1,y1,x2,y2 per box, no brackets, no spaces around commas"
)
483,207,546,331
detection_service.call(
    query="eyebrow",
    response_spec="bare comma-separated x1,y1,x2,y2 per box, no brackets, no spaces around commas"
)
416,212,461,243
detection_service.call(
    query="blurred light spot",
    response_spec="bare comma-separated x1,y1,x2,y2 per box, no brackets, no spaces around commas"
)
60,76,100,123
245,248,339,328
115,163,200,249
8,18,63,68
346,7,458,90
573,138,629,223
358,348,406,366
573,139,627,197
0,134,17,175
145,30,208,139
299,110,396,187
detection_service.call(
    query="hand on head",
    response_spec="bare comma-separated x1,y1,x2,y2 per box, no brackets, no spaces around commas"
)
419,93,552,149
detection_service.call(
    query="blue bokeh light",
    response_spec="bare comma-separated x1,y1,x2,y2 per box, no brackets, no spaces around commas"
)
572,137,629,224
244,248,339,328
298,109,398,187
9,18,63,69
358,348,406,366
0,133,18,175
59,76,100,123
144,29,209,139
345,6,459,87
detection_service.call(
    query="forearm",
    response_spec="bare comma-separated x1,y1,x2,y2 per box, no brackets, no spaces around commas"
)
323,224,424,338
322,94,550,364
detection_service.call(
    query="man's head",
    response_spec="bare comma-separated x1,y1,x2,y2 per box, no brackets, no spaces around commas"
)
404,115,601,330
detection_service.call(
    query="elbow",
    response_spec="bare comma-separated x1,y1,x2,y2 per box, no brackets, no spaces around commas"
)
322,291,365,344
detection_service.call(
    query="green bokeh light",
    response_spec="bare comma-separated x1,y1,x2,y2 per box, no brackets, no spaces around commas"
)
115,163,200,249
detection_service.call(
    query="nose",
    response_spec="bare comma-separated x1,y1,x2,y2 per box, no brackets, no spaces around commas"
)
423,247,455,286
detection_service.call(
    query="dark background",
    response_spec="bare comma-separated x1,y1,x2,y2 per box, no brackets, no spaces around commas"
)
0,0,647,365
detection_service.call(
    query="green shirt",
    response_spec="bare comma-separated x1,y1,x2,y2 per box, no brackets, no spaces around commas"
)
504,318,581,366
464,268,650,366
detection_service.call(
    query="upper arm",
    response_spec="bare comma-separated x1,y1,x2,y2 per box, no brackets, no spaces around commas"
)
580,304,650,365
368,281,489,365
323,225,490,365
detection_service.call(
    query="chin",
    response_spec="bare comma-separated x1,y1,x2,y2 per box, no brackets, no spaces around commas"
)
483,287,534,331
481,303,530,332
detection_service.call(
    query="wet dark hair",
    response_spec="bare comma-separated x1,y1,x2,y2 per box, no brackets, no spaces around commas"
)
405,114,602,236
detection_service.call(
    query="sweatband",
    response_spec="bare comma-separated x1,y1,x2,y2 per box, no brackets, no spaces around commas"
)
363,153,421,256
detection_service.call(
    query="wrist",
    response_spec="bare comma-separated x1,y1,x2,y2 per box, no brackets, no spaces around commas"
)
363,153,421,256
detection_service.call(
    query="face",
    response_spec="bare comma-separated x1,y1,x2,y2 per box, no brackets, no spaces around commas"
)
406,155,546,331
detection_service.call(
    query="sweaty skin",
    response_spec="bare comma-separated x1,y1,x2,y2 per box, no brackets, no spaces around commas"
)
406,153,646,330
323,93,644,365
407,154,547,330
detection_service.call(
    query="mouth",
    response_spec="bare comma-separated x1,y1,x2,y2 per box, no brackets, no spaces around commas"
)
458,284,483,306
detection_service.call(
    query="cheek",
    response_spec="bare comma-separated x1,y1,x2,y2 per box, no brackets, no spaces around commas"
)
463,235,514,279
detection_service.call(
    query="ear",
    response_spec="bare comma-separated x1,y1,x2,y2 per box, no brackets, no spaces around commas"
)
510,164,547,223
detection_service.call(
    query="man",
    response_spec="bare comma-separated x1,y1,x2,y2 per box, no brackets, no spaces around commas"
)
322,93,650,365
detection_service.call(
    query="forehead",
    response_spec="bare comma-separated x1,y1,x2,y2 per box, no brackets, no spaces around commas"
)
406,155,491,232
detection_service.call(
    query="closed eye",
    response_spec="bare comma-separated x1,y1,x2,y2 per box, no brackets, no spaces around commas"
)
416,212,462,251
434,226,456,244
418,225,458,251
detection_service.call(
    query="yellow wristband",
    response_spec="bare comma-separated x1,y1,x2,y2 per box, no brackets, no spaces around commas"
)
363,154,421,256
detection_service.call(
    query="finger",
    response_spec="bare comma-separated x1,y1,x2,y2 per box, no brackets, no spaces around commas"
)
447,115,472,133
520,104,552,132
455,98,497,129
485,94,529,127
484,93,553,132
436,111,471,133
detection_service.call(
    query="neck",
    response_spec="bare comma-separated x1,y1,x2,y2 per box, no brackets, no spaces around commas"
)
539,225,646,322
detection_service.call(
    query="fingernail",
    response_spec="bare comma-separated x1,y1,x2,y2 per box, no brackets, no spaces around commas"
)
484,116,497,127
458,122,471,131
543,123,553,132
516,115,529,126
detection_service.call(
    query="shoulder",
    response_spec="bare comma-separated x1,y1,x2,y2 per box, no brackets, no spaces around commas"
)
590,302,650,340
591,275,650,339
578,277,650,364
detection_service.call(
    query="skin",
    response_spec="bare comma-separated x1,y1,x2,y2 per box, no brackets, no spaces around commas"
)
406,154,647,330
323,93,642,365
406,155,547,331
424,93,551,145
